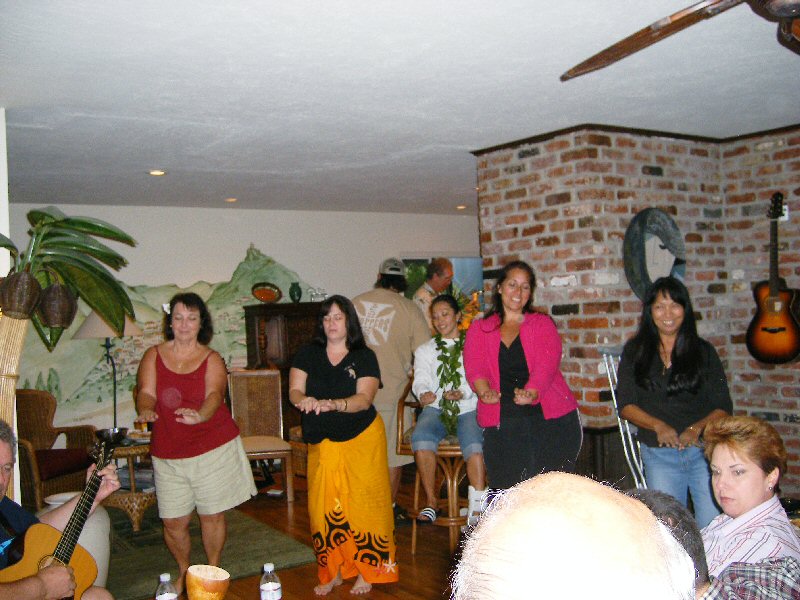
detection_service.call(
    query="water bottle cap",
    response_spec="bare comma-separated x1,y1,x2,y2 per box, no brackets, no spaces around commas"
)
159,573,170,582
263,562,275,571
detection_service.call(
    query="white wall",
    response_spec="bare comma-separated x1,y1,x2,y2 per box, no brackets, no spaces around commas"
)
9,204,479,296
0,109,9,274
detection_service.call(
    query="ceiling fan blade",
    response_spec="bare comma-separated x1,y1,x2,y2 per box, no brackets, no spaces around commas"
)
789,17,800,40
560,0,744,81
778,17,800,50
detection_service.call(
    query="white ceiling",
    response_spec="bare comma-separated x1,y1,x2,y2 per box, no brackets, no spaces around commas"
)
2,1,799,216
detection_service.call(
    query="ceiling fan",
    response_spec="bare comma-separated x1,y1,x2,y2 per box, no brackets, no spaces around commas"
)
561,0,800,81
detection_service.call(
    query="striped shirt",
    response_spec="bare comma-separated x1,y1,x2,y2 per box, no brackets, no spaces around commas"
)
702,495,800,578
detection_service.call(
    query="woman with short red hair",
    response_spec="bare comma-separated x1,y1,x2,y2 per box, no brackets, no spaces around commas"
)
701,415,800,577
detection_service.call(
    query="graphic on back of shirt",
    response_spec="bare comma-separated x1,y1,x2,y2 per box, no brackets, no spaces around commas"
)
357,301,396,347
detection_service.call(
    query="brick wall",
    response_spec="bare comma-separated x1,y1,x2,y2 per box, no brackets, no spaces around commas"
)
474,124,800,494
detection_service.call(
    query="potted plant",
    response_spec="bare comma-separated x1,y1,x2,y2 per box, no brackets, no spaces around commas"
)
0,206,136,441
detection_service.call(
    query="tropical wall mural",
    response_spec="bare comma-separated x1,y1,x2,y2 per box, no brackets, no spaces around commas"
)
19,245,311,430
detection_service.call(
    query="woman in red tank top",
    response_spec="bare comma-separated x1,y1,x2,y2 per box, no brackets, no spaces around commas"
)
135,293,255,595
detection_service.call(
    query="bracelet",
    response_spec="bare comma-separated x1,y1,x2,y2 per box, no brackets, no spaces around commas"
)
341,399,348,412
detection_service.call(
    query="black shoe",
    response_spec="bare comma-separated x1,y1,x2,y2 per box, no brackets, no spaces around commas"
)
393,504,410,526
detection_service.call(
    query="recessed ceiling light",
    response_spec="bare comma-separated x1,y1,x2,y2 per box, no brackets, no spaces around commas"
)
148,169,166,176
224,197,237,203
456,204,466,210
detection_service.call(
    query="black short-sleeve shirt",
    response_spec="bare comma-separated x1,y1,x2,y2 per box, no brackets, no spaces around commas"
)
616,338,732,448
292,344,380,444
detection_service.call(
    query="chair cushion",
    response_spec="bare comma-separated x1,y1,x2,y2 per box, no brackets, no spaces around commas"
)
34,448,92,481
242,435,291,453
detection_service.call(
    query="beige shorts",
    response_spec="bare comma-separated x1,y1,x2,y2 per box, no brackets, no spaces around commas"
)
153,436,257,519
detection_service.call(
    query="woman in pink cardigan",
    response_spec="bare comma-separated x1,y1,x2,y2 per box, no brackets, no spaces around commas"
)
463,261,581,489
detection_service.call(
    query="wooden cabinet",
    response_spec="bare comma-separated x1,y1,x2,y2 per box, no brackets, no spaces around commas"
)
244,302,320,438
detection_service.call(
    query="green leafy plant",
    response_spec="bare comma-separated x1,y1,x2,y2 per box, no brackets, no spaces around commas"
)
434,331,465,436
0,206,136,350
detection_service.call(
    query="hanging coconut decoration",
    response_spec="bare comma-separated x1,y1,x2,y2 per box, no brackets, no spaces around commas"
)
0,271,42,319
36,283,78,329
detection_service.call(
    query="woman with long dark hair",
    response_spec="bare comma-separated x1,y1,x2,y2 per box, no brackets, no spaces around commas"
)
411,294,486,525
616,276,732,528
463,261,581,490
289,295,396,596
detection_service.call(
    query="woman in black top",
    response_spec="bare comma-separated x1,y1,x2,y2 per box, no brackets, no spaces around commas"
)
289,295,397,596
616,277,732,528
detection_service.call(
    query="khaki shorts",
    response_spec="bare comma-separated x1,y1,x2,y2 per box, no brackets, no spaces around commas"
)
153,436,257,519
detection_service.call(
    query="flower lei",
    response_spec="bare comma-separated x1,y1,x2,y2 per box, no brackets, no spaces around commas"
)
435,331,465,437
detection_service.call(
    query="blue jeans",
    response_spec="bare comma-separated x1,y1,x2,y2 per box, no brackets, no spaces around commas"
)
639,444,720,528
411,406,483,459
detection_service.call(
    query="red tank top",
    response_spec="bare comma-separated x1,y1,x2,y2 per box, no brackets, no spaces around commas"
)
150,350,239,459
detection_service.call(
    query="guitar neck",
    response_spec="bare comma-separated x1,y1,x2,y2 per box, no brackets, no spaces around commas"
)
52,470,102,565
769,216,780,297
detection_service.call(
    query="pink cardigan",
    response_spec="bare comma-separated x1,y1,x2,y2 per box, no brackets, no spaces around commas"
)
463,312,577,426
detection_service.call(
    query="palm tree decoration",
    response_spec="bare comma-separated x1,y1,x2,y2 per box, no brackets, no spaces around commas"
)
0,206,136,462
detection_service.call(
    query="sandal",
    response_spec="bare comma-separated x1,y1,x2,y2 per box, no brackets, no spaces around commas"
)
416,506,439,524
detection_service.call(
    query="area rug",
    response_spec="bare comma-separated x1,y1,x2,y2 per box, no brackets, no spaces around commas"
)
106,505,315,600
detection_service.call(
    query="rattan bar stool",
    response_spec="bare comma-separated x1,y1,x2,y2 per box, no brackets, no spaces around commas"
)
396,380,467,554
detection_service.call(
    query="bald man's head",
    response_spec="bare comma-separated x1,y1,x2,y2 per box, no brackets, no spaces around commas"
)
452,473,694,600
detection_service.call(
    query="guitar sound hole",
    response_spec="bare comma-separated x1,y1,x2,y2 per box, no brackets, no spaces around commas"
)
762,327,787,334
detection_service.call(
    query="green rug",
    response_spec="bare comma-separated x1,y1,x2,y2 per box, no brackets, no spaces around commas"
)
106,505,315,600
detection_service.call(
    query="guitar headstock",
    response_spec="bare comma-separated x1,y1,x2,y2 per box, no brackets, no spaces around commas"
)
90,442,115,471
768,192,785,220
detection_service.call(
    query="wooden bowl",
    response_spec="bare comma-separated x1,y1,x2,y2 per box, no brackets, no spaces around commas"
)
186,565,230,600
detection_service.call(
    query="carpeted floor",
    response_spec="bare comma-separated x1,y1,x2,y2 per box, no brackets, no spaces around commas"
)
106,505,315,600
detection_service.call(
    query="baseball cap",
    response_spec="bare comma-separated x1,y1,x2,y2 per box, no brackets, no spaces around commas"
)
379,257,406,276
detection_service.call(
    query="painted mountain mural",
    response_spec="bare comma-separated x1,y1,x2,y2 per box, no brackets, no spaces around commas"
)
19,245,312,430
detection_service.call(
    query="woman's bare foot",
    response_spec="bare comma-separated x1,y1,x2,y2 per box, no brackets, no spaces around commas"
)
350,575,372,595
314,572,343,596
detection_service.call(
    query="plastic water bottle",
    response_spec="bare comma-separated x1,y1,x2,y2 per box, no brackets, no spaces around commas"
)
260,562,282,599
155,573,178,600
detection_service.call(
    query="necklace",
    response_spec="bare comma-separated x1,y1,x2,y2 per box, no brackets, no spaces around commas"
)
659,346,672,374
172,343,199,372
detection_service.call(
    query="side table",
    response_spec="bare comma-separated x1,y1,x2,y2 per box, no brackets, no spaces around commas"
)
103,442,156,532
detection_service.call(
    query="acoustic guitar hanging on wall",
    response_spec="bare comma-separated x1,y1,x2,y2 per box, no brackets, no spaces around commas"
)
745,192,800,364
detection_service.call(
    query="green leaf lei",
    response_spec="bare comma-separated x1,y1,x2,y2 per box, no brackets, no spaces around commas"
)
435,331,465,437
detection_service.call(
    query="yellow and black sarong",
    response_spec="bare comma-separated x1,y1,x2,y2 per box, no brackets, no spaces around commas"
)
307,414,398,585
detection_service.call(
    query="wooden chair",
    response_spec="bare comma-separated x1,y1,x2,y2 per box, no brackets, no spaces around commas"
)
396,378,467,554
228,369,294,502
15,389,96,511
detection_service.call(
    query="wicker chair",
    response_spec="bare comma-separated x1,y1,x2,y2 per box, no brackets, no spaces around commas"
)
228,369,294,502
15,389,95,511
396,377,467,554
